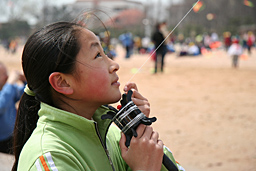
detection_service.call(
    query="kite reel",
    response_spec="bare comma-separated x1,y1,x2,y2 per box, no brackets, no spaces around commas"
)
101,90,178,171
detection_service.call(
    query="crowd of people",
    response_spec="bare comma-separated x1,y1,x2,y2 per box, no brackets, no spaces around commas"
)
116,28,255,69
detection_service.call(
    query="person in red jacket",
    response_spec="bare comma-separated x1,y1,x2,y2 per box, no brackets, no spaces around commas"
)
247,31,255,55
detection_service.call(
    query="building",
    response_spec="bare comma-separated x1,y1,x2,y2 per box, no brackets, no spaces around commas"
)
67,0,146,35
70,0,144,20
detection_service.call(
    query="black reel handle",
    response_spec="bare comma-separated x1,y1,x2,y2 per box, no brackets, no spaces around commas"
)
163,154,179,171
102,90,178,171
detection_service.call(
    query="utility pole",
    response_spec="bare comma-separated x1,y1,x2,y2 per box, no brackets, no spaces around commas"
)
144,0,154,38
42,0,48,26
93,0,99,10
156,0,161,23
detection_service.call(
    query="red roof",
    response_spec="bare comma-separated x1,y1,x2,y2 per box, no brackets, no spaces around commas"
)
104,9,144,28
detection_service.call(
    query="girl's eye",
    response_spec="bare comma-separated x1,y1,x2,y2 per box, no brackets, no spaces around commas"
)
95,53,101,58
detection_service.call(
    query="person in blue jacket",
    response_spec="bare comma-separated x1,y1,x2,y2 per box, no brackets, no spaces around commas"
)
0,62,26,154
119,31,133,58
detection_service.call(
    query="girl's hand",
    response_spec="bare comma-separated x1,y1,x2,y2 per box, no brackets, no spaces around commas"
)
123,82,150,117
119,124,164,171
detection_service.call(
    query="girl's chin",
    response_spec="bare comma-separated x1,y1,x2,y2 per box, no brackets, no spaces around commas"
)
115,93,122,102
110,92,122,104
99,91,121,105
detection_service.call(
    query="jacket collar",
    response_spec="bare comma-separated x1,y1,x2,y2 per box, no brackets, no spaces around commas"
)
38,103,114,142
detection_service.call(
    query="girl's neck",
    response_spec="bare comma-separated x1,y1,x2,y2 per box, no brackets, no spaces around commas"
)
57,101,99,120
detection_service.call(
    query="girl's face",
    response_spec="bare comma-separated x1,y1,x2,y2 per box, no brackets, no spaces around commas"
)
70,28,121,106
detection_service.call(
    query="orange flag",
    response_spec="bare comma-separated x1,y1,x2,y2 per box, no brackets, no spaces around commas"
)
193,1,203,12
244,0,254,7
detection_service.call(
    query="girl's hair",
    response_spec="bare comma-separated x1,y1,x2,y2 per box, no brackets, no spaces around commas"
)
12,21,84,171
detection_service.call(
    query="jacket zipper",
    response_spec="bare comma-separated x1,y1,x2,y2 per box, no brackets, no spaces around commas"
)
94,122,115,171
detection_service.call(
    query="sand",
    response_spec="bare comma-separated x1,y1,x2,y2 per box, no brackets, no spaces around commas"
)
0,44,255,171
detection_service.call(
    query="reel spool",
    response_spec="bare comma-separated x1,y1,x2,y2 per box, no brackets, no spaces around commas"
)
102,90,178,171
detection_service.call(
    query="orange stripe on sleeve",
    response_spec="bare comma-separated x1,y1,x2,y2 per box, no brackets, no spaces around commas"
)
39,155,50,171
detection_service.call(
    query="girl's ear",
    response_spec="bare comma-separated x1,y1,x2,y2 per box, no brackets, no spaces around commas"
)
49,72,73,95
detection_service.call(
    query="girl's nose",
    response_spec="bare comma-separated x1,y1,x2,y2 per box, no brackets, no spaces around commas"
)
109,59,119,73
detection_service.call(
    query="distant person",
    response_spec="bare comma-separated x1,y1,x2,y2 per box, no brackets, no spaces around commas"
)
223,32,232,51
2,39,10,52
0,62,26,154
9,40,18,54
203,33,212,50
141,37,151,53
178,42,188,56
242,32,248,50
211,32,219,43
152,23,167,73
159,21,169,44
133,36,142,54
178,42,200,57
228,38,243,68
187,42,200,56
246,31,255,55
119,31,133,58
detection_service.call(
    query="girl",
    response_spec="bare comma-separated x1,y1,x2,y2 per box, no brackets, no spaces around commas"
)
12,21,180,171
228,38,243,68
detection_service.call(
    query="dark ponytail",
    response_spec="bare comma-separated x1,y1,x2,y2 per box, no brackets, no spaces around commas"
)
12,93,40,171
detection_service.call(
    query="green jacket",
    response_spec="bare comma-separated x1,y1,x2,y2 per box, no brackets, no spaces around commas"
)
18,103,180,171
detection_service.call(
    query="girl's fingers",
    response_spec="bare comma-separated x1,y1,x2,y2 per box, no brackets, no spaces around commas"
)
131,97,150,107
134,124,147,138
140,126,153,139
124,82,138,92
157,139,164,148
150,131,159,143
131,90,148,101
123,83,148,104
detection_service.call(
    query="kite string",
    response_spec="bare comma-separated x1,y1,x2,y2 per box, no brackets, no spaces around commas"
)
127,0,200,83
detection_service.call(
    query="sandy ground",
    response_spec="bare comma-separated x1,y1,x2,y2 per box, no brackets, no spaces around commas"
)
0,44,256,171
